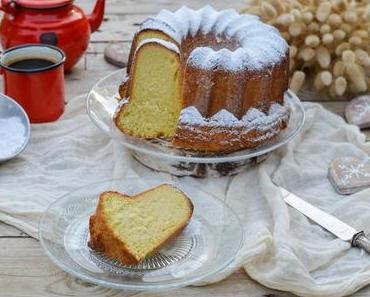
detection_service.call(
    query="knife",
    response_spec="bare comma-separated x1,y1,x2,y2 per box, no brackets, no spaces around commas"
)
280,187,370,253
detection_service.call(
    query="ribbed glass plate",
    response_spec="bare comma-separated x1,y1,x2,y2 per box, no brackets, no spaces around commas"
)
39,178,243,291
86,69,305,163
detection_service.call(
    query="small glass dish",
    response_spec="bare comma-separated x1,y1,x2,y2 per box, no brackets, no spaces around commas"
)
0,93,30,163
39,178,244,291
87,69,305,177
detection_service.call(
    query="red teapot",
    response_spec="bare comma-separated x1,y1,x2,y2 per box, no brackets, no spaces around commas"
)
0,0,105,71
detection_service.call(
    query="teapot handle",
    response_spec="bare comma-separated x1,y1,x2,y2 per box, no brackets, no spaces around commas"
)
0,0,17,14
0,51,3,75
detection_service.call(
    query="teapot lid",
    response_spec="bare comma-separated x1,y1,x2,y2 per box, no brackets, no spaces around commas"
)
14,0,73,9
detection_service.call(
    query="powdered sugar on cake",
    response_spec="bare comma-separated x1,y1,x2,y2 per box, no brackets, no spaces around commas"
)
175,101,289,149
137,5,288,71
140,18,180,42
136,38,180,54
178,102,289,131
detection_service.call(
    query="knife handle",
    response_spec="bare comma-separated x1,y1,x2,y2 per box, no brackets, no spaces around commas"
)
352,231,370,253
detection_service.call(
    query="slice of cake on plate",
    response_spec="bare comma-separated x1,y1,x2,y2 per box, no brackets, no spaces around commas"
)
89,184,193,265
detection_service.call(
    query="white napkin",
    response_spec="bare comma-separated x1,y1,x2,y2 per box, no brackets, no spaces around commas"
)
0,95,370,297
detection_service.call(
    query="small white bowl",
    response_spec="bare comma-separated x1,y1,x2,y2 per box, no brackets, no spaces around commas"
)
0,94,31,162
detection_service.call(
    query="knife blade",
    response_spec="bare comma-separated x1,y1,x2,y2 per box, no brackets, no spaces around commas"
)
280,187,370,253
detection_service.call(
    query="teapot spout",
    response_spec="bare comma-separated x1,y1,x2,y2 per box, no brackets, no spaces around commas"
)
88,0,105,33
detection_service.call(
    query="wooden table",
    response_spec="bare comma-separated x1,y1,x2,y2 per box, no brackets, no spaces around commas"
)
1,1,369,296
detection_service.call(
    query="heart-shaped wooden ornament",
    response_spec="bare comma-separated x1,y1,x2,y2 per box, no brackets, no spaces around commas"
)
345,95,370,129
329,157,370,195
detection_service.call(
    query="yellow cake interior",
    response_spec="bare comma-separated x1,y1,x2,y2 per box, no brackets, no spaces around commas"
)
116,42,182,138
101,184,191,260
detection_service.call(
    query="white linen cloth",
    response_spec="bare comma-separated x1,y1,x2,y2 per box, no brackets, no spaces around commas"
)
1,95,370,297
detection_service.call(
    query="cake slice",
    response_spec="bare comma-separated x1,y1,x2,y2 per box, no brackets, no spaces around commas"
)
115,39,183,138
89,184,193,265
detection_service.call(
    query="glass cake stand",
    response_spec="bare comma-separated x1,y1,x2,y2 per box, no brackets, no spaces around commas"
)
87,69,305,177
39,178,244,291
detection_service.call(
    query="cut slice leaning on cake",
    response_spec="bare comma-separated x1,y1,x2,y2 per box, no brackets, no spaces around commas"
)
89,184,194,265
115,39,183,139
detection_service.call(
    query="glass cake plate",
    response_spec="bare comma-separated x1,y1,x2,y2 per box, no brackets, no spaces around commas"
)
39,178,243,291
87,69,305,177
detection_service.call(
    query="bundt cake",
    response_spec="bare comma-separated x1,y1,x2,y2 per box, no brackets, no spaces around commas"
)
115,6,290,153
89,184,193,265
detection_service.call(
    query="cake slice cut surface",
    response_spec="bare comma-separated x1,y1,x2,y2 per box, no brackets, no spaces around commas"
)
89,184,193,265
115,39,183,138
